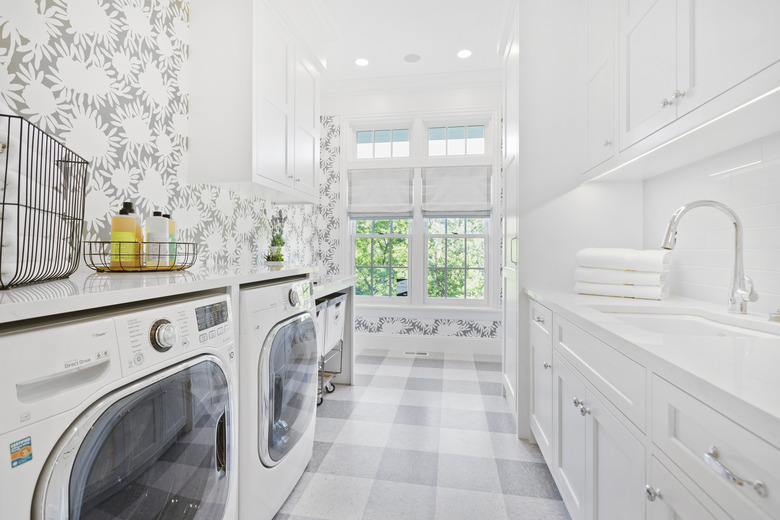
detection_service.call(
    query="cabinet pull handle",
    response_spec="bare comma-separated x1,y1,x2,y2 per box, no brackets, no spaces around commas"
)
543,362,551,369
573,398,582,407
533,316,545,324
672,89,686,100
510,236,517,264
644,485,661,502
603,139,612,147
579,404,591,416
661,98,673,108
703,446,767,497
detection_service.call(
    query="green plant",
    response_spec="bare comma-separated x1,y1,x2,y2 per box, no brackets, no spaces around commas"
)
265,210,287,262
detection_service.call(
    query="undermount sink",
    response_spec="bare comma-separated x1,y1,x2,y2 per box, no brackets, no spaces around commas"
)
594,308,780,339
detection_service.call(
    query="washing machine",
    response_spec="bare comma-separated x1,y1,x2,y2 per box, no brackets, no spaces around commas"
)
0,293,238,519
239,277,318,520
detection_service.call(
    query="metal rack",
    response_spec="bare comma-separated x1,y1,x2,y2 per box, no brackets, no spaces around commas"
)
82,241,197,272
318,339,343,406
0,114,89,289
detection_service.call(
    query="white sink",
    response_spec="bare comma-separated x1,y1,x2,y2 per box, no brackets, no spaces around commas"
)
594,307,780,339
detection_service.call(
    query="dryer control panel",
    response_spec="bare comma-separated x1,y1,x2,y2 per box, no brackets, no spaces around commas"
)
115,294,235,376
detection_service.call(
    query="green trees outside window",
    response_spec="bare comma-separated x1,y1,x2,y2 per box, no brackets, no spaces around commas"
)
354,219,409,297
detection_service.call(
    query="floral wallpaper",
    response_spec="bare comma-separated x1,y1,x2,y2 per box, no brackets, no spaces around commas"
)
355,315,501,339
316,115,342,280
0,0,315,271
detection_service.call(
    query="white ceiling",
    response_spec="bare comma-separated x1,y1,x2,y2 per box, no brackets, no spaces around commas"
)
274,0,509,93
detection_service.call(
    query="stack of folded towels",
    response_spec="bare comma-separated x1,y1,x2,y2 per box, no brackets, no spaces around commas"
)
574,248,671,300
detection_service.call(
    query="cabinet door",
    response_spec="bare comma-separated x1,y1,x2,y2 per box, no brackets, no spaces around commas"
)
584,389,645,520
647,457,727,520
585,0,616,170
293,57,319,197
675,0,780,119
553,356,587,520
619,0,683,148
502,269,518,416
530,328,553,461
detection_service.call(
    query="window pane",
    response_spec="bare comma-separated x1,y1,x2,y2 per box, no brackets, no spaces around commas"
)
428,218,446,235
374,238,391,266
429,127,446,156
466,218,484,234
466,269,485,299
373,220,390,234
355,220,372,234
467,125,484,139
427,268,446,297
428,238,446,267
447,269,465,298
356,131,373,159
375,130,391,143
357,131,373,144
446,238,465,267
392,129,410,158
374,268,390,296
392,268,408,296
356,268,372,296
466,238,485,267
392,219,409,234
355,238,372,266
467,137,485,155
391,238,408,266
447,126,466,155
446,218,465,234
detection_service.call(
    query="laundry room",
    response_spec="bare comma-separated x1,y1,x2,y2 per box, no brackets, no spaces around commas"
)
1,1,779,519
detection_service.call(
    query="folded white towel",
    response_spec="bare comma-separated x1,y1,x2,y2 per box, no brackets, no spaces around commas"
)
576,248,671,272
574,267,669,286
574,282,669,300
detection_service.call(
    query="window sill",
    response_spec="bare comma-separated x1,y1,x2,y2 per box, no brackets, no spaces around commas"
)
355,302,501,321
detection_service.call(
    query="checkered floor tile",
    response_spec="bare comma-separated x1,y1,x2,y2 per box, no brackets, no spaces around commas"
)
272,349,570,520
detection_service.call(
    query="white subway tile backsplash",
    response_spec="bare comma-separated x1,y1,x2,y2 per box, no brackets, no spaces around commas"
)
644,133,780,315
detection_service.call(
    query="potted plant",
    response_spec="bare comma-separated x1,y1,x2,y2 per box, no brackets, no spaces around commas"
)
264,210,286,267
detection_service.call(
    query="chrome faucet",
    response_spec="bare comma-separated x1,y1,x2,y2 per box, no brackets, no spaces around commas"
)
661,200,757,314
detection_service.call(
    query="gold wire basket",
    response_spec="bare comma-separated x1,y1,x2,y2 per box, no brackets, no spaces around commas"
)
83,241,197,272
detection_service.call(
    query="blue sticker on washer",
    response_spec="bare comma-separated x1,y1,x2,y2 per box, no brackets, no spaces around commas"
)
10,437,32,468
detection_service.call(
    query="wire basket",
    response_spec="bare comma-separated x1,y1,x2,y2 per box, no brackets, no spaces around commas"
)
1,114,89,289
83,241,198,272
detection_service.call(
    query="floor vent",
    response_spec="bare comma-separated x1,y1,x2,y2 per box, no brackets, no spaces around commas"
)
404,351,429,356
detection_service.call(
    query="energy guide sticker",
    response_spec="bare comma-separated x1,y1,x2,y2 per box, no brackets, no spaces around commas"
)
10,437,32,468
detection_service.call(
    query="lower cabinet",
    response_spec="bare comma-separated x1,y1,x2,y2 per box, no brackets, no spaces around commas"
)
552,354,645,520
646,457,729,520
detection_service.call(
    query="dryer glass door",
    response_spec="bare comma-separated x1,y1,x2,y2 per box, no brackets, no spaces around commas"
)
41,356,231,520
260,312,317,466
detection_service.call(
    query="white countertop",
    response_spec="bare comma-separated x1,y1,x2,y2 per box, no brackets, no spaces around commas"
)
0,265,317,325
313,276,356,298
525,287,780,445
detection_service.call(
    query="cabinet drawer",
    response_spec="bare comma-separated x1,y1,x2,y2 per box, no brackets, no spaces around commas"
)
554,315,646,431
652,375,780,520
530,299,553,337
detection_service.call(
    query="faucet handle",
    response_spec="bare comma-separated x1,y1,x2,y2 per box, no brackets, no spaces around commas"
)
743,276,759,303
770,309,780,322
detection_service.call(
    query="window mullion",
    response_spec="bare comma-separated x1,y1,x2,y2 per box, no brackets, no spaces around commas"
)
411,167,424,306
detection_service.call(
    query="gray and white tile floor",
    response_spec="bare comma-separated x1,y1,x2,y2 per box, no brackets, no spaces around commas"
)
273,349,571,520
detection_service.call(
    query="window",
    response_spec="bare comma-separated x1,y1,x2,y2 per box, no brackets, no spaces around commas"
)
428,125,485,156
356,129,410,158
354,219,409,297
426,218,486,299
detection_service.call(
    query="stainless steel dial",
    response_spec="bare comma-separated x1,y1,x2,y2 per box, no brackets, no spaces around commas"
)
150,319,179,352
288,288,300,307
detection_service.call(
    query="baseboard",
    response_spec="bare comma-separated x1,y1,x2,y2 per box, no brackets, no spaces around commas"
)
354,332,501,356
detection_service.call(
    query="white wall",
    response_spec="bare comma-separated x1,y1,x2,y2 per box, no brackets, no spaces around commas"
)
643,133,780,315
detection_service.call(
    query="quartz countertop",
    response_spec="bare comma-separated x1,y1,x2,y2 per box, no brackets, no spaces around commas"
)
0,264,317,325
525,287,780,446
313,276,356,298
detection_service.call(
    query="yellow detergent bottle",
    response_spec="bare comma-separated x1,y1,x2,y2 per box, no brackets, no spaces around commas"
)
110,208,139,268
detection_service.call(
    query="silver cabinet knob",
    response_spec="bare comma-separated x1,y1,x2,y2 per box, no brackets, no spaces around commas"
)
672,89,686,100
579,405,591,416
543,362,551,369
645,485,661,502
533,316,545,324
661,98,673,108
603,139,612,147
573,398,582,407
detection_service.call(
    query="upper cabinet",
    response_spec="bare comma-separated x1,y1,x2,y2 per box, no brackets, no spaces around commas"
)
585,0,617,170
189,0,324,203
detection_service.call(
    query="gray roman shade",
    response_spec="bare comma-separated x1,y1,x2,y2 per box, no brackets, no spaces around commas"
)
347,168,414,218
422,165,492,217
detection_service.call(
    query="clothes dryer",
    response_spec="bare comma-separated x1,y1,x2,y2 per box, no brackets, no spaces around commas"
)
239,277,317,520
0,293,238,519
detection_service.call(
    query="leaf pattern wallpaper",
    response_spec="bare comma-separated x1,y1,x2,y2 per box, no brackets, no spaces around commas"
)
1,0,500,340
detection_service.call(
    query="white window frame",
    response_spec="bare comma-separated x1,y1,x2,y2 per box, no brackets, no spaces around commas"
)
344,110,501,311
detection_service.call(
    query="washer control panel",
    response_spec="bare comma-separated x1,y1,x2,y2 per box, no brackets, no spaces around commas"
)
115,294,234,376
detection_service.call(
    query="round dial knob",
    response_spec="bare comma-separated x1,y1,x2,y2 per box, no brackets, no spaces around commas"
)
288,289,300,307
150,319,179,352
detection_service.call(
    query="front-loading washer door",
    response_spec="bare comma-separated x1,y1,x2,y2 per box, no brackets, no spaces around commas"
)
35,355,231,520
259,312,317,467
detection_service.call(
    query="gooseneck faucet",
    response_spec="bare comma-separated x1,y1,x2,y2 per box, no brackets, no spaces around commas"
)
661,200,757,314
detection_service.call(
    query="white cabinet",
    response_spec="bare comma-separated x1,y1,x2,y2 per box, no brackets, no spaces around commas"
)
646,457,729,520
190,0,321,203
584,0,616,170
619,0,780,150
502,268,518,418
529,301,553,461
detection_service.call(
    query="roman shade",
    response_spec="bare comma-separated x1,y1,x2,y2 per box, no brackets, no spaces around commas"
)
421,165,492,217
347,168,413,218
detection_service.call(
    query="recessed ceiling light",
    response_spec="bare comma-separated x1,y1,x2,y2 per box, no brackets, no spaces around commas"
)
404,53,421,63
355,58,369,67
457,49,472,59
